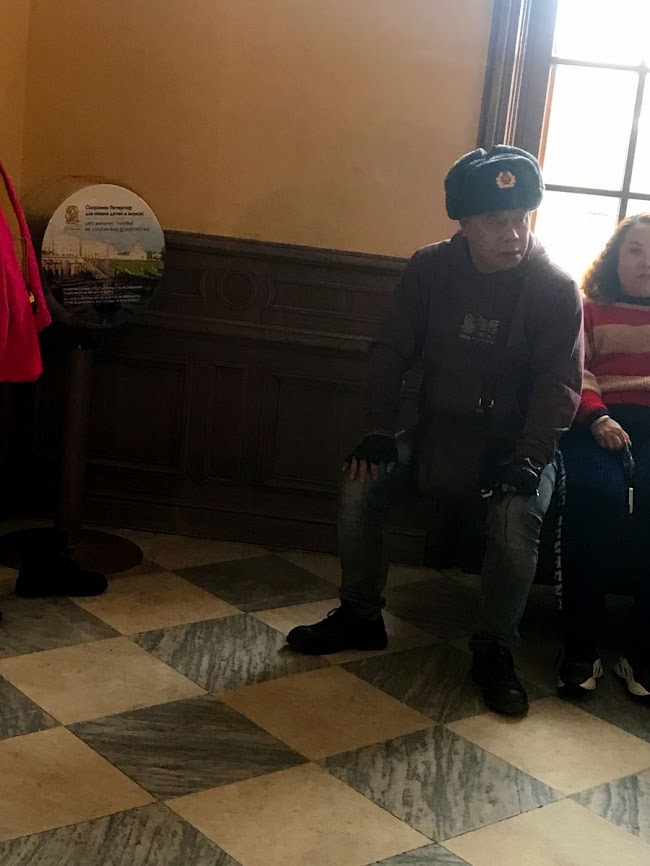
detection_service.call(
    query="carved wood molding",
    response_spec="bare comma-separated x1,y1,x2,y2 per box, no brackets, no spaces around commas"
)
164,230,407,272
153,230,407,352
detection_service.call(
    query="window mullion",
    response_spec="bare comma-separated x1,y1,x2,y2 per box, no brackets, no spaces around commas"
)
544,184,624,198
619,72,647,220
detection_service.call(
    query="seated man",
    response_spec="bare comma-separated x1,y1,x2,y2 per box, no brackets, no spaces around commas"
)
287,146,584,717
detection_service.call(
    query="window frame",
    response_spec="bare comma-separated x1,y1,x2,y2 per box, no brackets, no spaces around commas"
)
477,0,559,154
541,59,649,223
478,0,650,233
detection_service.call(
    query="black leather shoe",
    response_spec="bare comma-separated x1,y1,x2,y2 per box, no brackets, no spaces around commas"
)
16,529,108,598
286,604,387,655
472,643,529,716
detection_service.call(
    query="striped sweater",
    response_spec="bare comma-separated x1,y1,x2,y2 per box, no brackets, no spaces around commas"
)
578,298,650,423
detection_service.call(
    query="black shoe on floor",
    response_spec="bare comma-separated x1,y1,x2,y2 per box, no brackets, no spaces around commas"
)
286,604,387,655
16,529,108,599
471,643,529,716
557,653,604,699
614,654,650,699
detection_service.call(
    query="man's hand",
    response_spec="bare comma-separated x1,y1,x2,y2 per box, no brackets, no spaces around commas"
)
592,416,631,451
344,434,398,483
494,457,543,497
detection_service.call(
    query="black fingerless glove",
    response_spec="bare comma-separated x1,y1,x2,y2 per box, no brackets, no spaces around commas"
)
495,457,543,495
348,434,398,466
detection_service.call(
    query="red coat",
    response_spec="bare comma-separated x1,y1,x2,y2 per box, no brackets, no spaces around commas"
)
0,161,51,381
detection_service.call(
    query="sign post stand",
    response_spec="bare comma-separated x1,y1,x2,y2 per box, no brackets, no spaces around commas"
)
0,180,165,573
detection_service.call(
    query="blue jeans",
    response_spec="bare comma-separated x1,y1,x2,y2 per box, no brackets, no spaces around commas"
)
560,425,650,655
338,429,556,649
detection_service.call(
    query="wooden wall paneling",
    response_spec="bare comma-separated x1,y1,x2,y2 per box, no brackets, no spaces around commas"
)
258,368,367,494
88,352,191,475
200,360,249,484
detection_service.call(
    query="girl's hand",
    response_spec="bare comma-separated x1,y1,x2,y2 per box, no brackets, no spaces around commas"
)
592,416,631,450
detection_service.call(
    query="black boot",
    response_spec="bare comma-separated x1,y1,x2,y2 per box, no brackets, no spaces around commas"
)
286,604,387,655
472,643,529,716
16,529,108,598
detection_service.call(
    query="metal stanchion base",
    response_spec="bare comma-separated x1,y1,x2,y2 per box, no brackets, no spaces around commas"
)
0,527,142,573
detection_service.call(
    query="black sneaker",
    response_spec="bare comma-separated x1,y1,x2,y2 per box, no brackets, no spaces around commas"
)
614,655,650,699
286,605,387,655
558,654,604,699
471,643,529,716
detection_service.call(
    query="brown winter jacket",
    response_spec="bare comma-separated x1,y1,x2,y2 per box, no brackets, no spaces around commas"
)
366,231,584,497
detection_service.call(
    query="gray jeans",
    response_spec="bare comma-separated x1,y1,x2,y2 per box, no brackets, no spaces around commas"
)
338,429,556,649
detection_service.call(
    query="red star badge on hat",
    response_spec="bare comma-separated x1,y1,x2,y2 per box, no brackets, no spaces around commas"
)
496,170,516,189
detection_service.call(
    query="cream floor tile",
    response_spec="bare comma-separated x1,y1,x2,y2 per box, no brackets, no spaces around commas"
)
388,564,444,588
253,598,435,663
115,530,267,569
252,597,340,632
0,637,205,724
277,550,341,584
107,559,162,578
74,571,239,634
277,550,436,589
169,763,429,866
443,799,650,866
220,666,431,760
447,696,650,796
0,727,152,842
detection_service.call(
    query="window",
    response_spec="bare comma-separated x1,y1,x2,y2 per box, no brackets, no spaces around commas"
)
479,0,650,280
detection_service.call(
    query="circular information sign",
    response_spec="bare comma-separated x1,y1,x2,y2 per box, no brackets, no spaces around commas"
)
41,183,164,329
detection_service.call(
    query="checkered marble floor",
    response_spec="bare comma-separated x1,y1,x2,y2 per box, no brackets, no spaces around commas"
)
0,528,649,865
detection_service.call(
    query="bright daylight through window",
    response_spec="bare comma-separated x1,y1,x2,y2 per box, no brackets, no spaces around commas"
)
533,0,650,280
